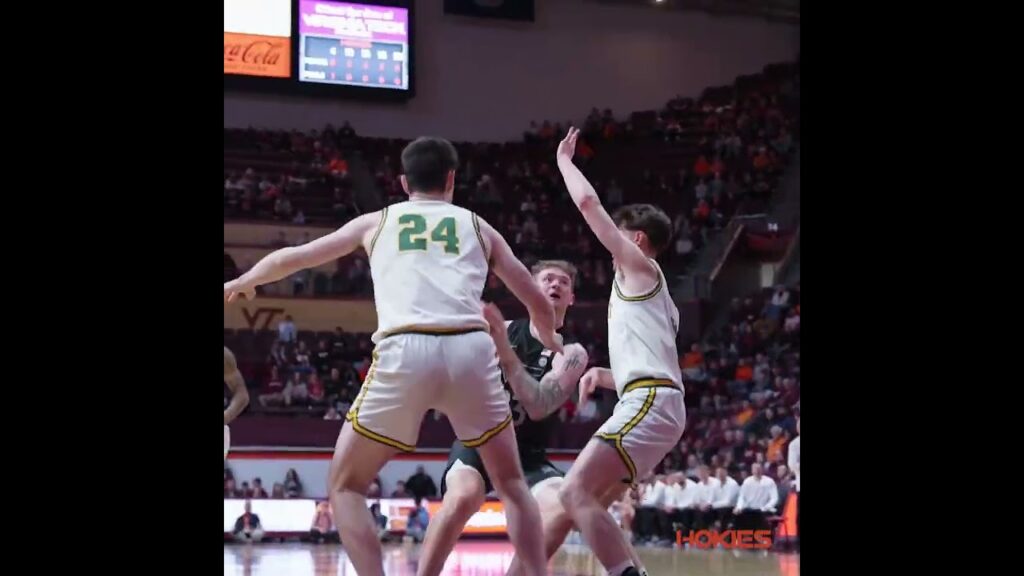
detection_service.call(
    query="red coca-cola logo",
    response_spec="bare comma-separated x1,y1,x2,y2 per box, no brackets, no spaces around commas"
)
224,40,284,66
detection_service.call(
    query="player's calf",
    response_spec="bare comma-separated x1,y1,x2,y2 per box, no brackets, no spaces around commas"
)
415,469,487,576
476,427,546,576
558,441,639,576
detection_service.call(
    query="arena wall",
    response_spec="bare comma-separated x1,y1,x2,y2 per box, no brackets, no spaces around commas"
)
226,451,577,499
224,0,799,141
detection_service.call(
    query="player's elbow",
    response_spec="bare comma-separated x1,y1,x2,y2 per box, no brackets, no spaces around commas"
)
577,193,602,214
522,403,548,421
236,387,251,410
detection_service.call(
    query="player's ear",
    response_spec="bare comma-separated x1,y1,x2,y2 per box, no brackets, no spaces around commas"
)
400,175,411,196
631,230,644,247
445,170,456,194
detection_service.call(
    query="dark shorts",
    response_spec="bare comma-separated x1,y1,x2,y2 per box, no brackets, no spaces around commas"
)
440,440,564,496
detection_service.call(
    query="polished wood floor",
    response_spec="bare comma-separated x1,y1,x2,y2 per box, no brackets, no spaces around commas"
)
223,541,799,575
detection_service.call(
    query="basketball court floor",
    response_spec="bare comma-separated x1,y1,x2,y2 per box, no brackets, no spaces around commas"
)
223,540,800,575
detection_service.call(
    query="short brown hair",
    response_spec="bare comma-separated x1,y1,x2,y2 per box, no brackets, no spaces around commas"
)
401,137,459,193
531,260,577,287
612,204,672,254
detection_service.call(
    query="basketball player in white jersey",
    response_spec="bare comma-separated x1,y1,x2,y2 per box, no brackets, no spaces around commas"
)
224,137,557,576
224,346,249,460
554,127,686,576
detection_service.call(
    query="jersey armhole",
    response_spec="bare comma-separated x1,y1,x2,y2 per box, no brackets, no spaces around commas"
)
472,213,491,264
368,206,389,258
613,259,663,302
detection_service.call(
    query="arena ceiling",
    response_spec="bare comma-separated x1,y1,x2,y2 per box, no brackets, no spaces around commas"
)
590,0,800,24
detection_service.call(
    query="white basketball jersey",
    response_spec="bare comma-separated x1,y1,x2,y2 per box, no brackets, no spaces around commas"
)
607,260,684,397
368,199,490,343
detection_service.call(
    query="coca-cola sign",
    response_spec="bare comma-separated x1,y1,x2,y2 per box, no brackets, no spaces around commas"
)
224,32,290,78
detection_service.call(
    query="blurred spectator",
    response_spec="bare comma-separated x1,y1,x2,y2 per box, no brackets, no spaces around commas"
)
308,373,326,405
232,501,265,543
391,481,410,498
271,483,286,498
284,469,303,498
406,497,430,543
636,474,670,544
258,367,286,407
693,466,720,531
309,501,338,544
405,466,438,501
251,478,269,499
367,476,382,498
680,343,705,380
712,468,740,529
664,473,700,538
277,316,297,344
323,406,343,420
733,463,778,531
225,478,239,498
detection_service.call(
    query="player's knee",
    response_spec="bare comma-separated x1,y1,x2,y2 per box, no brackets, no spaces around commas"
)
557,478,587,511
328,462,364,494
448,484,485,518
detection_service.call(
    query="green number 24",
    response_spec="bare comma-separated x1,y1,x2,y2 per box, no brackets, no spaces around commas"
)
397,214,460,254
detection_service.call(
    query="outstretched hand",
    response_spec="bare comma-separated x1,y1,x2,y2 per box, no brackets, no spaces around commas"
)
556,127,580,163
224,278,256,303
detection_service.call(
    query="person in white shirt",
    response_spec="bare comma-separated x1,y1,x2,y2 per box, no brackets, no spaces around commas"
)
663,473,701,539
711,468,740,529
788,418,800,543
692,466,721,530
734,463,779,532
635,475,669,543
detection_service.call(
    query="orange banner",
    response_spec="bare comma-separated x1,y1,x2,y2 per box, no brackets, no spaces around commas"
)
224,32,290,78
426,501,507,535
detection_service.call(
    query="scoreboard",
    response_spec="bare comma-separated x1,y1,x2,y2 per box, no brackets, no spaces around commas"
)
299,1,410,90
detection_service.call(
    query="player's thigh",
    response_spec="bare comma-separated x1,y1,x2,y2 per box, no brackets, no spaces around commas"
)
560,439,632,504
593,388,686,485
613,389,687,483
435,331,512,448
329,421,399,493
348,335,438,451
473,423,528,489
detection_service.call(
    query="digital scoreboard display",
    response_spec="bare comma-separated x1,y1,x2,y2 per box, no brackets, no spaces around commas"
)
298,1,410,90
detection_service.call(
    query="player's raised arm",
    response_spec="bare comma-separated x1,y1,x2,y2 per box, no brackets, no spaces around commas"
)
482,304,586,420
224,347,249,425
555,128,657,283
478,219,562,354
224,211,379,301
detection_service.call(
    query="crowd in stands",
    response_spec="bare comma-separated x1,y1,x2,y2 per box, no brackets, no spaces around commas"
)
224,467,304,500
224,63,799,299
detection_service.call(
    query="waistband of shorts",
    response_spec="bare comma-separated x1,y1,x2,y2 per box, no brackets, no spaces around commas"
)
380,325,488,339
622,377,681,394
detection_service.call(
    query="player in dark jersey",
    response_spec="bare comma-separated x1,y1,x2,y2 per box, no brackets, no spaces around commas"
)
224,347,249,460
417,261,588,573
